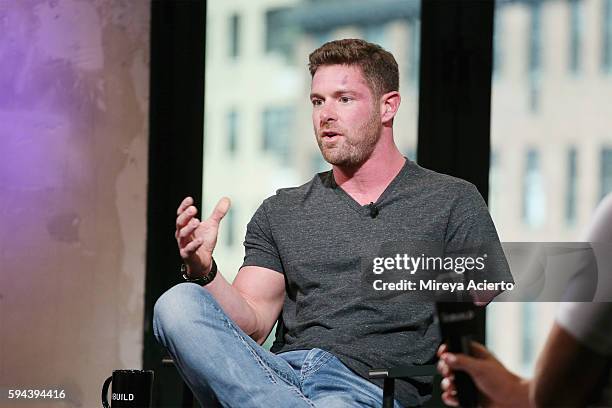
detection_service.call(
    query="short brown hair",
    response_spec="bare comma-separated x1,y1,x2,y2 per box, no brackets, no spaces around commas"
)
308,38,399,98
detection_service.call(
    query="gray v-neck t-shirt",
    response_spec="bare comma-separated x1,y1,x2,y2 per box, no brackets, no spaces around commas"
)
241,159,509,407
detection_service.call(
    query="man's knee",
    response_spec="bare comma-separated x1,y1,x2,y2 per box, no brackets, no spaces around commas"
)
153,283,215,342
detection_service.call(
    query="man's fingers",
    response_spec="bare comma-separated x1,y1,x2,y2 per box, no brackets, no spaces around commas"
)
176,206,198,229
178,218,200,240
177,196,194,215
208,197,231,224
180,237,203,258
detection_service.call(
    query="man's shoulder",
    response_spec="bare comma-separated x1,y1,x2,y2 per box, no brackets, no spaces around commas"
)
407,161,479,198
261,171,331,209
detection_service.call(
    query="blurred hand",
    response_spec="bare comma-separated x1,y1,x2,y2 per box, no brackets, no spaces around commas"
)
175,196,231,277
437,342,529,408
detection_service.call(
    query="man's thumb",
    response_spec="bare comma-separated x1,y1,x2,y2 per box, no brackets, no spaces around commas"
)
210,197,231,223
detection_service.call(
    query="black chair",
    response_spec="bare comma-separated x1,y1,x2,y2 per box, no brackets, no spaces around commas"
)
369,364,442,408
162,355,196,408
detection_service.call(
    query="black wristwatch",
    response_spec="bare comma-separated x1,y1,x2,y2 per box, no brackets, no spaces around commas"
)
181,258,218,286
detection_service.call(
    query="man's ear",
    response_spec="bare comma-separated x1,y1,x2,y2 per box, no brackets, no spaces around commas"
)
381,91,401,123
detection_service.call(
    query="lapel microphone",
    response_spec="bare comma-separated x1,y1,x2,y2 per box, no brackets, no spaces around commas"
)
368,202,379,218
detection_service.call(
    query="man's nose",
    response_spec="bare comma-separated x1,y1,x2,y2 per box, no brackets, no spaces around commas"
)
320,103,337,124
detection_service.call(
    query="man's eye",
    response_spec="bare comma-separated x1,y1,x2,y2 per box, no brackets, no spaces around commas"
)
312,99,323,106
339,96,351,103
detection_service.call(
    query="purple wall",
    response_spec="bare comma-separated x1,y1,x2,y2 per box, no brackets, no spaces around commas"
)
0,1,150,406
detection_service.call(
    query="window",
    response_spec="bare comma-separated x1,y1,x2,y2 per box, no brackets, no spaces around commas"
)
227,109,238,154
404,148,416,162
565,147,578,225
262,107,293,166
521,303,537,373
601,147,612,200
528,1,542,112
493,7,503,78
408,19,420,84
489,0,610,377
523,149,546,227
313,30,332,47
265,8,296,60
229,13,241,58
603,0,612,72
489,150,500,218
225,206,235,247
205,0,421,304
569,0,582,74
311,151,329,174
362,25,387,49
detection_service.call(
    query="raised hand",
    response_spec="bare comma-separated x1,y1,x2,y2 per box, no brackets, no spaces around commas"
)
175,196,231,277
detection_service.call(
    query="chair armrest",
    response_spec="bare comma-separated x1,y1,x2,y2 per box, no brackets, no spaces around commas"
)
369,364,437,379
162,355,176,366
369,364,437,408
161,355,195,408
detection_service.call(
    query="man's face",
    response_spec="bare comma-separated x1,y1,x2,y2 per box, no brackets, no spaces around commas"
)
310,64,383,167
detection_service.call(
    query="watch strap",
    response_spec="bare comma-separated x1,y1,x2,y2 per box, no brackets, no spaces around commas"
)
181,258,217,286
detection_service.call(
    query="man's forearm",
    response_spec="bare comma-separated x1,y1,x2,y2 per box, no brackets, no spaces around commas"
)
200,271,262,341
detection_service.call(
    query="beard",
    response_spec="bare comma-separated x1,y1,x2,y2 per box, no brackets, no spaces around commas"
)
316,110,382,168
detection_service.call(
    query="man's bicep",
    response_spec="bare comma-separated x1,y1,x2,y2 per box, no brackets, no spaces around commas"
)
446,183,498,246
233,265,285,343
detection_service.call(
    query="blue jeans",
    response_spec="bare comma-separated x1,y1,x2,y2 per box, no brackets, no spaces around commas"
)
153,283,403,408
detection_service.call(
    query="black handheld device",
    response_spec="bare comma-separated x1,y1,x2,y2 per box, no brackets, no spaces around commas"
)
436,302,479,408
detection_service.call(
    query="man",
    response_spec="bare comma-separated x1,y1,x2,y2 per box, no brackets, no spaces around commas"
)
154,39,507,407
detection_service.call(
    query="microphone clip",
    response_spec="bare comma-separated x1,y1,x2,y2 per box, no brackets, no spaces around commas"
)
368,202,379,218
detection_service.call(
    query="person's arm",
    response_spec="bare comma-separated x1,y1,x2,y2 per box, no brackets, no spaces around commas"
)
175,196,285,344
531,195,612,405
530,322,609,407
439,195,612,406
